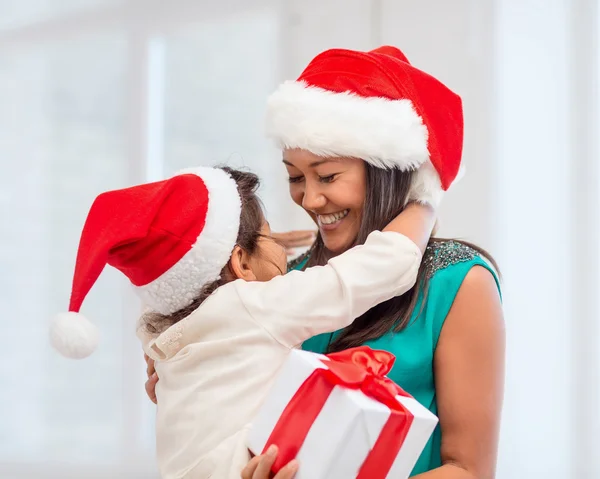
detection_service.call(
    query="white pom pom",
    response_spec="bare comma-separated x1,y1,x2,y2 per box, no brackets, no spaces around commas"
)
50,312,99,359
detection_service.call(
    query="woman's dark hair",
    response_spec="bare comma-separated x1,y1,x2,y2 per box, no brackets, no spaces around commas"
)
143,167,265,335
306,163,499,353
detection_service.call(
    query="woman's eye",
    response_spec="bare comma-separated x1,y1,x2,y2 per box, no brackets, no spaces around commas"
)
288,176,304,184
319,174,337,183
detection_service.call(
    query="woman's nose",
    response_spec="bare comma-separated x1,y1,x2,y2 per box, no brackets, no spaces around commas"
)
301,183,327,211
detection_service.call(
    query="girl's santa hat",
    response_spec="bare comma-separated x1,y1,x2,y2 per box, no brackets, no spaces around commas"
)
266,45,464,206
50,167,241,359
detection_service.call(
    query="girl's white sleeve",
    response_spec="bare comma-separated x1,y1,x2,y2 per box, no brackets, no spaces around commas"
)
232,230,422,348
136,308,159,356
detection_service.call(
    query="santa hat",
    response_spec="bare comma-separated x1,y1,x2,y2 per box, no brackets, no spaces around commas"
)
50,167,241,359
266,46,464,206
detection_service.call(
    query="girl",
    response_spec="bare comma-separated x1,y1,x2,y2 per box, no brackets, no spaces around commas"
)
241,46,505,479
51,165,436,478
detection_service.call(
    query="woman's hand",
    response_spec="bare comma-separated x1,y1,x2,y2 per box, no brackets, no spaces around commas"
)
241,446,298,479
144,353,159,404
271,230,316,255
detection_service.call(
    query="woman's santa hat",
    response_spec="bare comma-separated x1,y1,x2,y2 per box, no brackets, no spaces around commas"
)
266,45,464,206
50,167,241,359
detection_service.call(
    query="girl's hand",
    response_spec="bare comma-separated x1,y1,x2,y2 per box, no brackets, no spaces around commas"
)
144,353,159,404
383,202,436,254
241,446,298,479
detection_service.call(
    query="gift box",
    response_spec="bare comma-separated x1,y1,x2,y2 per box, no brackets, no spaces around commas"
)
247,346,438,479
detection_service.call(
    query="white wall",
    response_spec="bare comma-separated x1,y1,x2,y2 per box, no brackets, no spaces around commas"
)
0,1,598,478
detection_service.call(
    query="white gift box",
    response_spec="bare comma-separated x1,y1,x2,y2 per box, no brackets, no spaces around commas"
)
247,348,438,479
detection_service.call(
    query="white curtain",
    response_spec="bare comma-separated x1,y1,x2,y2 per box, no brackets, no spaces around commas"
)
0,1,598,478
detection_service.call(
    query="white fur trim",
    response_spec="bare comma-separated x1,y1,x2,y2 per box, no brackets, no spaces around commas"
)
135,167,242,315
407,161,445,208
50,312,100,359
266,81,430,170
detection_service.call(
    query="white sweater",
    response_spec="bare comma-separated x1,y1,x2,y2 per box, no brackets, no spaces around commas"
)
140,230,422,479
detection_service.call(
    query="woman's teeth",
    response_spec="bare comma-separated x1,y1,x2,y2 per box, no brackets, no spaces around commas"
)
318,209,350,225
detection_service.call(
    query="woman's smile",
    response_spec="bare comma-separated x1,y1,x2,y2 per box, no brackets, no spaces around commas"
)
316,209,350,230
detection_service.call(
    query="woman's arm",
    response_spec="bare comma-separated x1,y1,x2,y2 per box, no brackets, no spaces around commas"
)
237,266,503,479
414,265,505,479
271,230,316,255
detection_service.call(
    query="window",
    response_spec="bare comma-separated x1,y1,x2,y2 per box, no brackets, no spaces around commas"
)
0,1,290,477
161,10,306,231
0,32,133,466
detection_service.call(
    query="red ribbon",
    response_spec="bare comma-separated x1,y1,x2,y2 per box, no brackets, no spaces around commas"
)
262,346,414,478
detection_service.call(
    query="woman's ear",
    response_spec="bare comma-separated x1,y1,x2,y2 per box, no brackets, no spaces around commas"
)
229,245,258,281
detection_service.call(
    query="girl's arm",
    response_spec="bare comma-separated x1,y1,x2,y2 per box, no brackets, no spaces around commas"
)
142,204,436,403
234,203,435,348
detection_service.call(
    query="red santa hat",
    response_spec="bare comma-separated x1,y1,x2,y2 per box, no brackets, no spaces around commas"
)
266,46,464,206
50,167,241,359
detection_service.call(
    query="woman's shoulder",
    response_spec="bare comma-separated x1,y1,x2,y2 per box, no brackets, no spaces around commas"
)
421,240,501,347
423,240,499,287
287,246,314,272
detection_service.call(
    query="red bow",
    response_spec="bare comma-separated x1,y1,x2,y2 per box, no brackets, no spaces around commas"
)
263,346,414,478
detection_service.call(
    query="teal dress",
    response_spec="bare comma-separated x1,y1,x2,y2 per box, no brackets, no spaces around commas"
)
291,241,501,476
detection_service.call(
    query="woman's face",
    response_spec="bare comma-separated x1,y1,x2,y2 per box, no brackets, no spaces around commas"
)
283,148,366,254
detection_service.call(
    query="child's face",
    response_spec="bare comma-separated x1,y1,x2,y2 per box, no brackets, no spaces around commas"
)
248,222,288,281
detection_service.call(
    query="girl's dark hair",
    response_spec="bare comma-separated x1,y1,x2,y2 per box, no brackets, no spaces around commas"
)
143,167,265,335
306,163,499,353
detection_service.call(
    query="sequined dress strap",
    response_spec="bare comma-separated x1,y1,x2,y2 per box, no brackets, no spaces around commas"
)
422,240,478,278
286,242,316,271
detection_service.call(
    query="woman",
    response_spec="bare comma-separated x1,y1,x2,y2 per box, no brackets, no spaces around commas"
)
148,46,504,479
